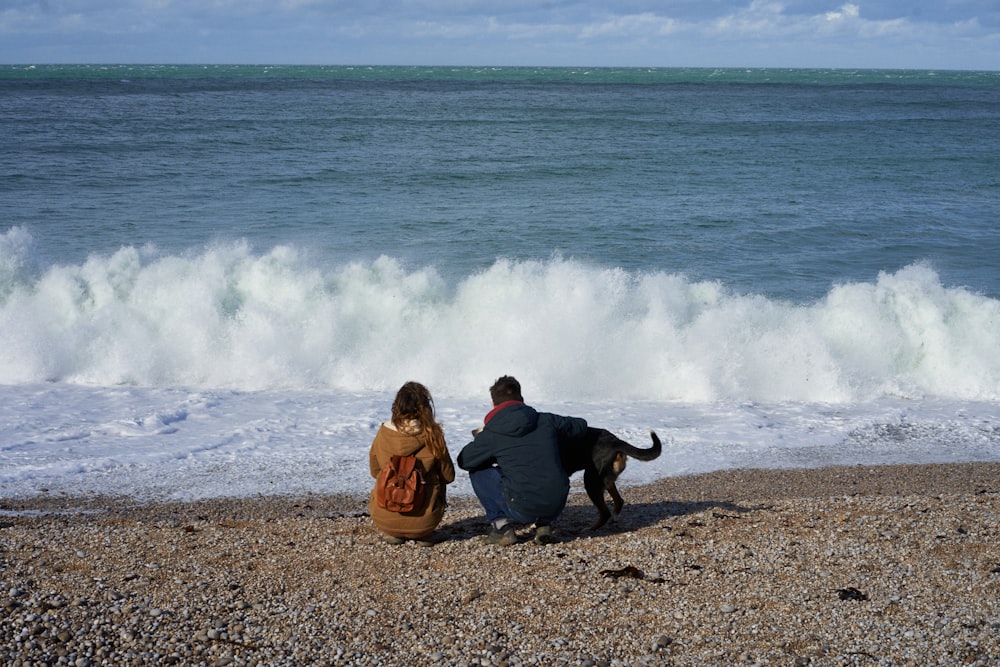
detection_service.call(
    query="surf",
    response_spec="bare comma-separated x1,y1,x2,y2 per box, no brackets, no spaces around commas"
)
2,229,998,404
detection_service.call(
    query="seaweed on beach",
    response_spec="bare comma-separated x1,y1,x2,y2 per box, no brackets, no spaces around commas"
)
835,587,869,601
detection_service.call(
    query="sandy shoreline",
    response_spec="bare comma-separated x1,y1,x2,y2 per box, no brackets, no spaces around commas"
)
3,462,999,666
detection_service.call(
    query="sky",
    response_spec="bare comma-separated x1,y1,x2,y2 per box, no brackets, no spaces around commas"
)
1,1,998,71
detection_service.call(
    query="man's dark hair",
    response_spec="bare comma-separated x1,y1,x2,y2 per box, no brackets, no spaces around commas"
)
490,375,523,405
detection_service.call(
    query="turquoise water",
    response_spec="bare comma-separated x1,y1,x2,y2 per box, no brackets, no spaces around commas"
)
4,65,999,303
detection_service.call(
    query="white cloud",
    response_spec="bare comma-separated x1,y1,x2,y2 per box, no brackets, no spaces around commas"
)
701,0,931,43
825,4,860,23
710,1,796,38
578,12,680,39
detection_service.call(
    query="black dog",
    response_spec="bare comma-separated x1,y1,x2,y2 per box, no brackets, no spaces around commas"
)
560,428,662,530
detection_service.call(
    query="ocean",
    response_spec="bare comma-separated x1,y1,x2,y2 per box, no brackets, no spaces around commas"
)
2,64,999,501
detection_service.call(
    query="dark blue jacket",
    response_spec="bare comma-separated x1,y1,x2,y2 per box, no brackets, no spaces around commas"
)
458,402,587,518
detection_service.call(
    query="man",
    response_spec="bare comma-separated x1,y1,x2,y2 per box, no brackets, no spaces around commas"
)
458,375,588,545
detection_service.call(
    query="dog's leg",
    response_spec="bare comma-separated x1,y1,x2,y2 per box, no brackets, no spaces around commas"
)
584,468,612,530
609,452,627,517
607,481,625,517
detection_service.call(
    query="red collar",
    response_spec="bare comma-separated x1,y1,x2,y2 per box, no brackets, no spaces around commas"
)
484,400,523,425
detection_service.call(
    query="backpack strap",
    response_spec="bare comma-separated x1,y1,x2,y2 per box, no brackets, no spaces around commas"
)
394,455,416,481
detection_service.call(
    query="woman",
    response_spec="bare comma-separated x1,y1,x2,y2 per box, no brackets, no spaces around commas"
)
369,381,455,545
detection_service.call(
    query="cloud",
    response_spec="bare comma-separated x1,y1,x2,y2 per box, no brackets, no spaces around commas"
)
578,13,681,39
695,0,973,45
825,3,859,22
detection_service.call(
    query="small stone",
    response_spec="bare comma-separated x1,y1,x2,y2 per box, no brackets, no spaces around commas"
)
721,604,738,614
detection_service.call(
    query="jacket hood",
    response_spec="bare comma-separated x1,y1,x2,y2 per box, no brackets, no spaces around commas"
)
377,422,425,456
483,402,539,438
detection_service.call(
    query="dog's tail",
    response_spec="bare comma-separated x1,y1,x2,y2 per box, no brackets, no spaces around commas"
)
619,430,662,461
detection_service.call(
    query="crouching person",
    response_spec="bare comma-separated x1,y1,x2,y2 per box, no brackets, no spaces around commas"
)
369,381,455,546
458,375,587,545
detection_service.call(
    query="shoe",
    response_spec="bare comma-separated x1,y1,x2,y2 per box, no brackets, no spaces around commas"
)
483,525,518,546
415,534,440,547
381,534,406,545
533,524,555,544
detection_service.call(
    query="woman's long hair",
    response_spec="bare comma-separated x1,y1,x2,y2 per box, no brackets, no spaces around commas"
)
391,381,447,459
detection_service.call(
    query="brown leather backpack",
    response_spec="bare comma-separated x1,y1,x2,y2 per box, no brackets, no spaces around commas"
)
375,454,426,513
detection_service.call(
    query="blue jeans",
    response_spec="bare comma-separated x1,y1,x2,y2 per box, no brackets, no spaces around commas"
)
468,467,562,527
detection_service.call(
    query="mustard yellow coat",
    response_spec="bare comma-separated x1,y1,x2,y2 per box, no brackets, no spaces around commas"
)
368,422,455,539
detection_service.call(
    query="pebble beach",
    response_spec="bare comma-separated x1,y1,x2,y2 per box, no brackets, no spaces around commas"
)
2,462,999,666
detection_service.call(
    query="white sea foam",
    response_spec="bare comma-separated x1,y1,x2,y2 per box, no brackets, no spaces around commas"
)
2,229,998,403
1,228,998,500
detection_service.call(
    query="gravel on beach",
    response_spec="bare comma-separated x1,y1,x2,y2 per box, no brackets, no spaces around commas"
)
2,462,999,666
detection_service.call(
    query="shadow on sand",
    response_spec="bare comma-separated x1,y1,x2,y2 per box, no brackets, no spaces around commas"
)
438,494,769,544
